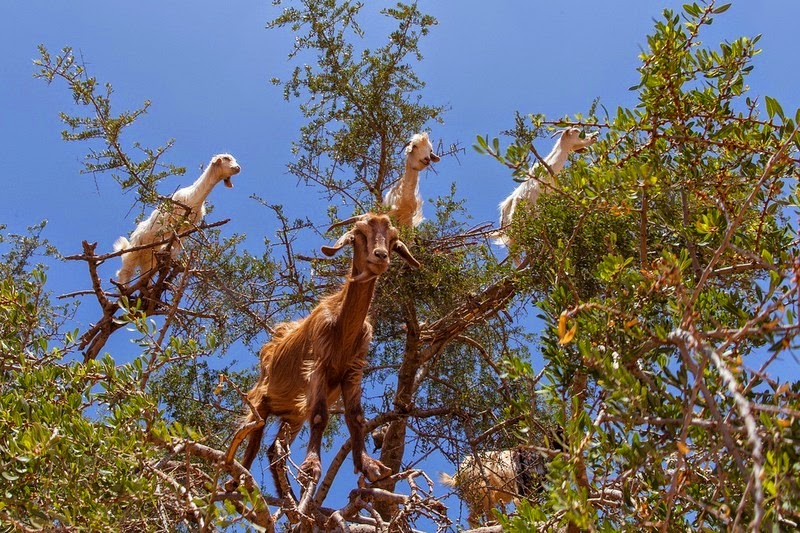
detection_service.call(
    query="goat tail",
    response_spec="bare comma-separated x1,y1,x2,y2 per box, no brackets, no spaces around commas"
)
440,471,458,488
491,230,510,247
493,195,517,247
113,236,131,253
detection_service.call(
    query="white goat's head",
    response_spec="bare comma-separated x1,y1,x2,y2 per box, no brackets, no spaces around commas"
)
554,127,599,153
210,153,242,188
323,213,420,281
404,132,441,171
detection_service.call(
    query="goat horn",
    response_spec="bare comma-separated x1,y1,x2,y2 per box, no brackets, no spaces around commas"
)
326,214,368,233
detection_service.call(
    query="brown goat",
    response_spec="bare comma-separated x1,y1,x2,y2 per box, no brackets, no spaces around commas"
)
229,213,419,499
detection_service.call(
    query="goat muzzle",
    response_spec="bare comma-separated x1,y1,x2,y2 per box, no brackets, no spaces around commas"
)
223,166,241,188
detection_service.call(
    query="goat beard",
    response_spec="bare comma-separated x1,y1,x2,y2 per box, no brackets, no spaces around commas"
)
223,177,234,188
349,271,379,283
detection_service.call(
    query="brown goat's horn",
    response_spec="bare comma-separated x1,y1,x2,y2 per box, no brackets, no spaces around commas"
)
326,214,368,233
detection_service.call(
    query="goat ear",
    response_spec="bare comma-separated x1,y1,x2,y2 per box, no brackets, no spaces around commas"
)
321,232,354,256
393,240,420,269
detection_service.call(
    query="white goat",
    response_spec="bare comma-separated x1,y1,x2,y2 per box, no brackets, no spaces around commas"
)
113,153,241,287
441,445,551,527
383,132,440,228
494,128,598,247
227,214,420,500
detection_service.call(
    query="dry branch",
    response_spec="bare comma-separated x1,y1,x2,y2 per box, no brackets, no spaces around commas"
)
63,219,229,360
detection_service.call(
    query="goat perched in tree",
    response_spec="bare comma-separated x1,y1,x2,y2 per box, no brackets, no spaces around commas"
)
441,440,561,527
113,153,241,287
383,132,440,228
494,128,597,247
227,214,420,499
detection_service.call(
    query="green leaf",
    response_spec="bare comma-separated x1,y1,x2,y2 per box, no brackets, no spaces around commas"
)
713,3,732,14
683,3,701,17
765,95,784,120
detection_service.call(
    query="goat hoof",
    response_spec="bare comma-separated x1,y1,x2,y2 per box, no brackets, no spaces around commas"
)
362,457,392,483
298,456,322,486
224,478,239,493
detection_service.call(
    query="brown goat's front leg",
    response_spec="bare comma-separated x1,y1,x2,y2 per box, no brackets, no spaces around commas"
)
298,373,328,486
341,372,391,482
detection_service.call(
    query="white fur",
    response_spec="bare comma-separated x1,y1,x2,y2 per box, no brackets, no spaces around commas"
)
114,153,241,287
383,132,440,228
441,449,518,527
441,446,550,527
495,128,598,246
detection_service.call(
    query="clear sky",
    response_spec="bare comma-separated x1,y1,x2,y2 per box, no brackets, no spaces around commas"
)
2,0,799,526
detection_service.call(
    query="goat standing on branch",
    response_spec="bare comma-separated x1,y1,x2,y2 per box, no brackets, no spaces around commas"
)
495,127,597,247
383,132,440,228
226,214,420,501
114,153,241,287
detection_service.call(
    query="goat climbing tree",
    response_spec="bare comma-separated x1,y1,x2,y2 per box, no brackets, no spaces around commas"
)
2,1,799,531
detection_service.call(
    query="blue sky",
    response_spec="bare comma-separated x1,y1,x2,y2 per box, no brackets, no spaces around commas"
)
2,0,799,526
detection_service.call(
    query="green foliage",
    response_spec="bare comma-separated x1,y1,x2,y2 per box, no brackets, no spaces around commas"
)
476,2,800,529
4,1,799,531
150,358,254,450
0,261,164,528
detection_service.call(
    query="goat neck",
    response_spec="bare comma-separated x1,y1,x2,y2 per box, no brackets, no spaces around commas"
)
335,276,376,332
342,227,386,317
390,157,422,227
400,157,422,192
537,137,572,183
177,165,220,212
330,269,378,353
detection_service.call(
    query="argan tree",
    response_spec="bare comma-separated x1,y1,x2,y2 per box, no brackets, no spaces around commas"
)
1,1,798,532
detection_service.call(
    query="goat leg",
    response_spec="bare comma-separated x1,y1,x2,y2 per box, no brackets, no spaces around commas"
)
342,376,392,483
298,382,328,486
223,418,265,492
269,423,300,503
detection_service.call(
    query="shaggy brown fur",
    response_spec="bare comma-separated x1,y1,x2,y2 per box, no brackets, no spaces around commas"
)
231,214,419,498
